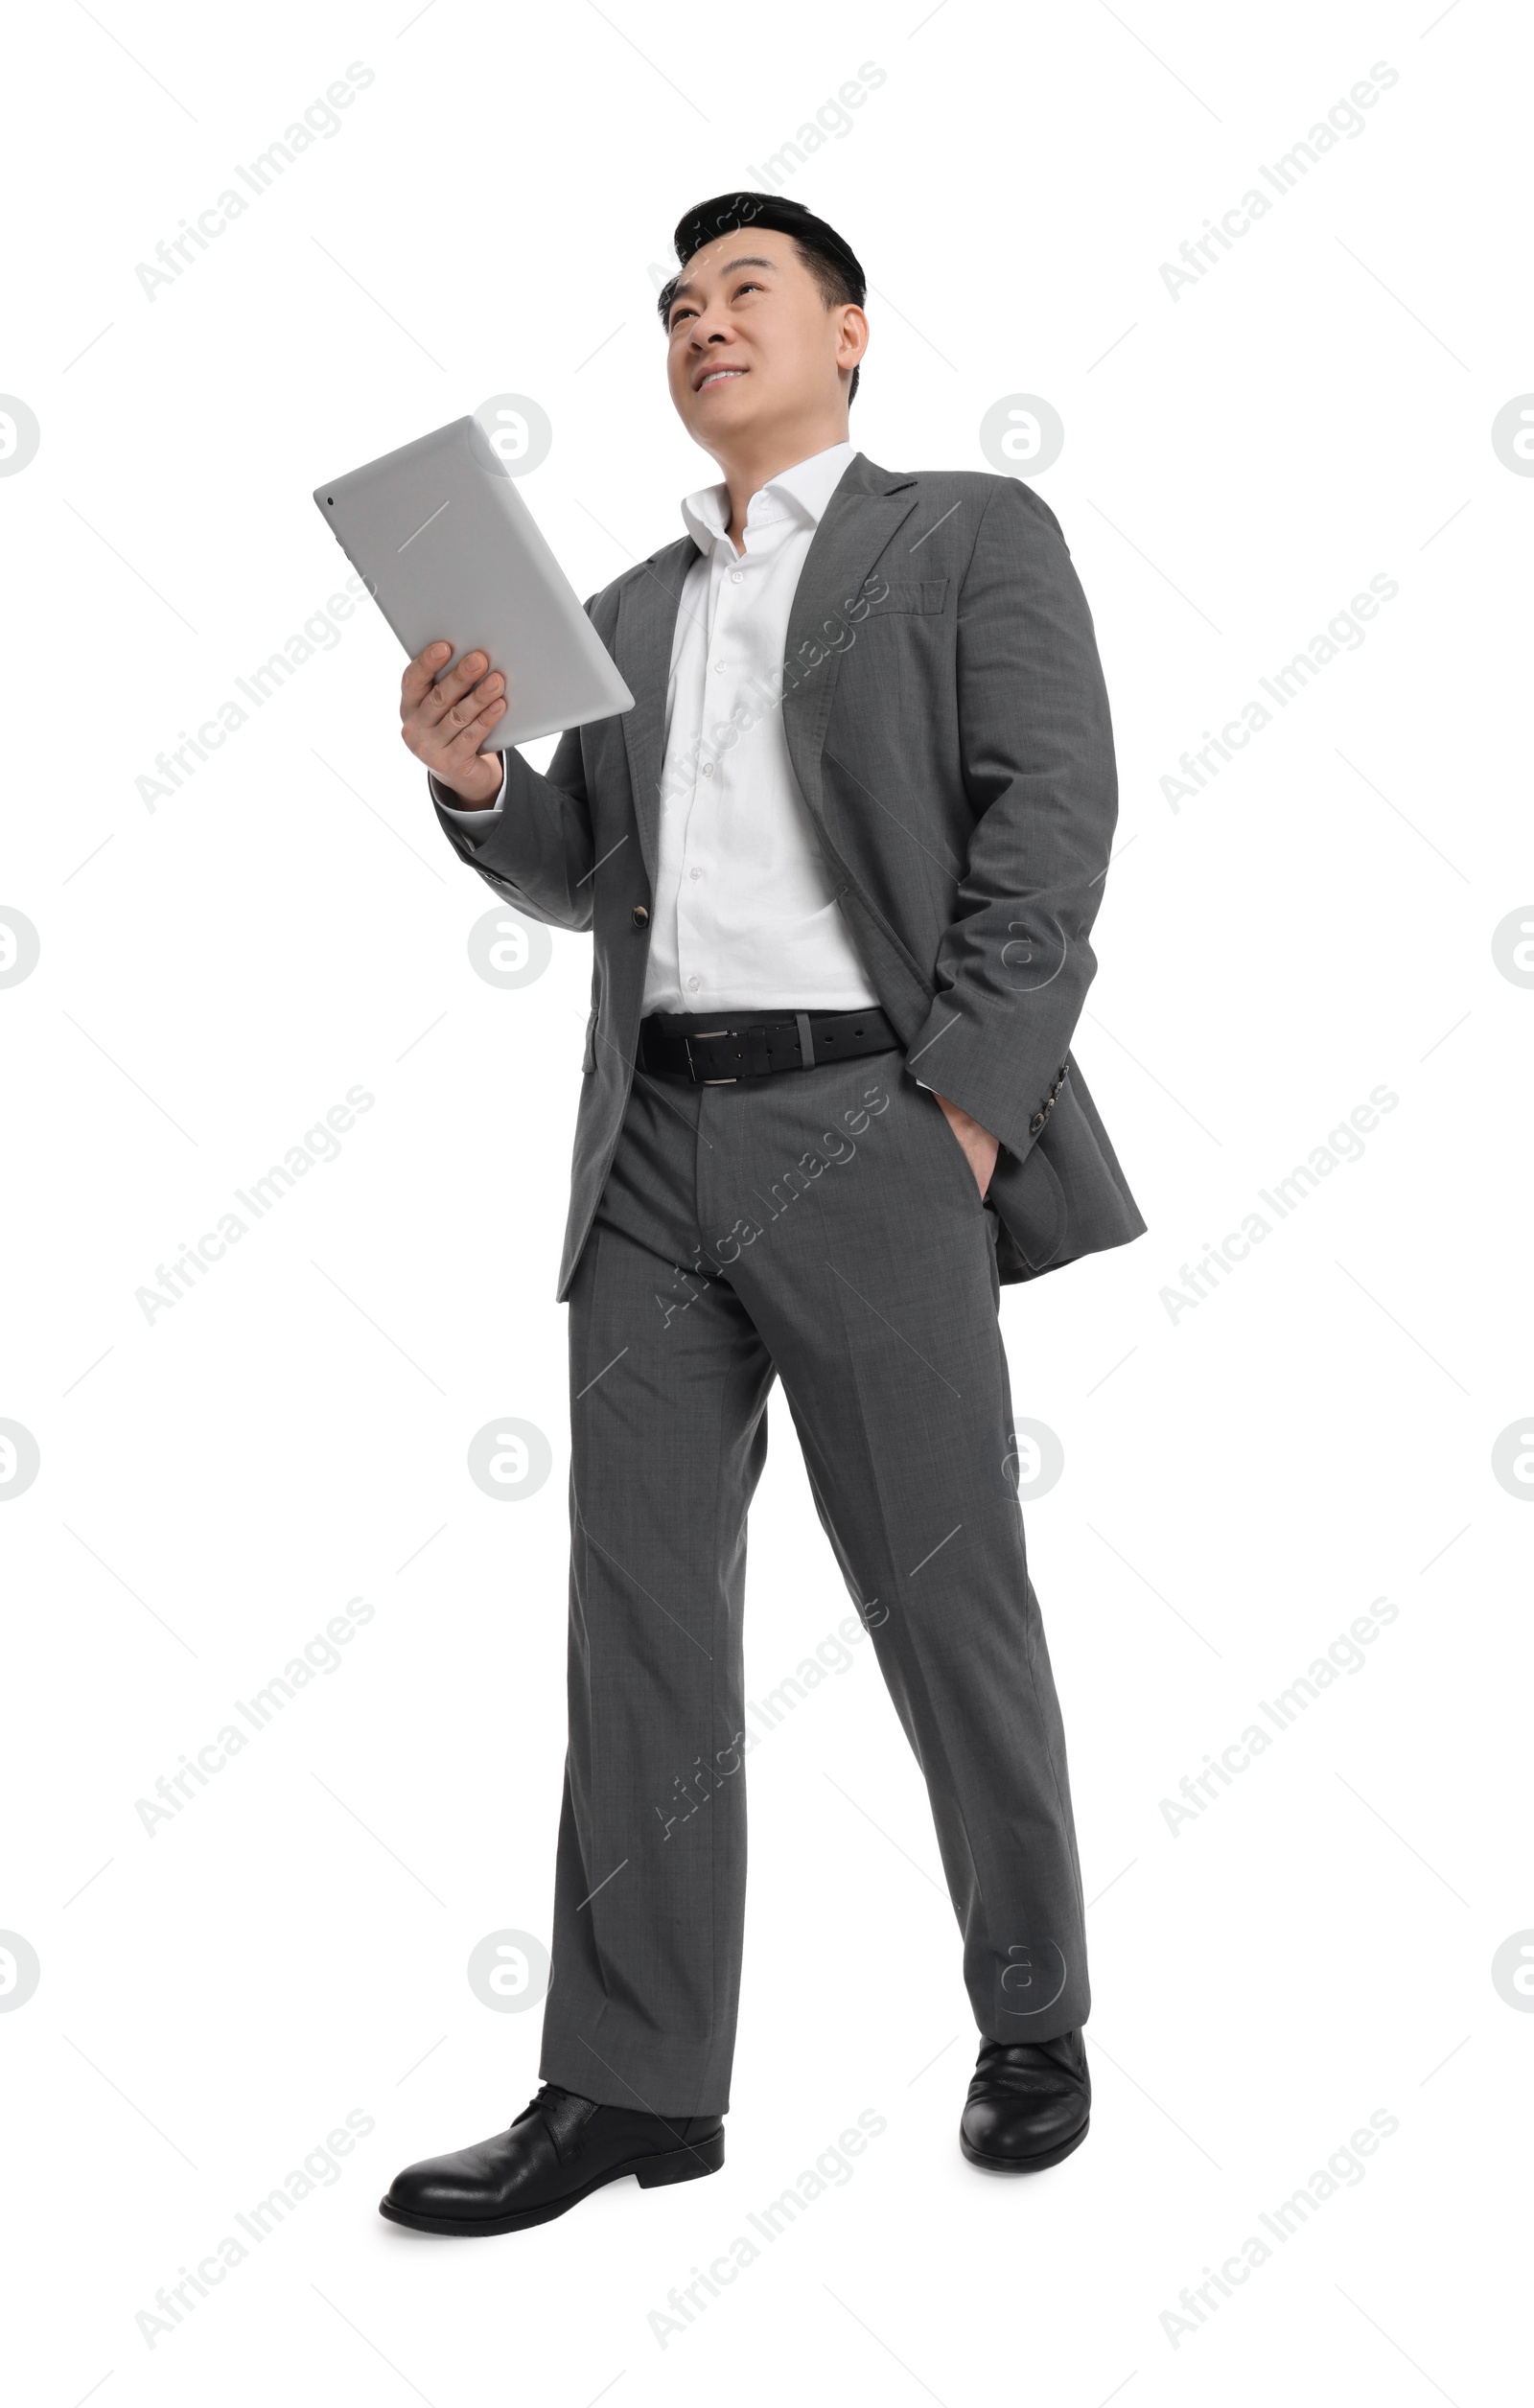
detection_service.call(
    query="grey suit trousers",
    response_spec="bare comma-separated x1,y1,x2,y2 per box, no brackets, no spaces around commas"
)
538,1046,1090,2118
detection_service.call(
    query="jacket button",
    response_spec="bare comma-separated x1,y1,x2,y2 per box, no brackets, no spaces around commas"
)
1029,1111,1045,1136
631,904,649,928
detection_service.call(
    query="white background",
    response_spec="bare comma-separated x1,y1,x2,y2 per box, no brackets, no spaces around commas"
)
2,1,1529,2400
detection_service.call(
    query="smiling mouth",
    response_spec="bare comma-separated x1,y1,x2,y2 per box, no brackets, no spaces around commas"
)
695,366,747,392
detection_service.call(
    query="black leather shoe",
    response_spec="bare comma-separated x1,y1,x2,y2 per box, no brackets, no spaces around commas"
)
379,2083,725,2234
960,2031,1090,2171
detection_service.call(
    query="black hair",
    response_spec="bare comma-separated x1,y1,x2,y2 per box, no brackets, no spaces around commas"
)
657,192,866,404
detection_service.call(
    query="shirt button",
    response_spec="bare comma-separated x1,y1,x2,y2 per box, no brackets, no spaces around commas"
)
730,569,744,585
686,974,701,992
712,659,726,674
700,760,715,778
689,866,703,880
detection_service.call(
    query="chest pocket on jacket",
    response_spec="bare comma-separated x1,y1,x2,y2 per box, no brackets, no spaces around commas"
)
866,577,947,616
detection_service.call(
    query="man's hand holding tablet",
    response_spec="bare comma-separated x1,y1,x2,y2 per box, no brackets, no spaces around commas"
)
400,642,506,807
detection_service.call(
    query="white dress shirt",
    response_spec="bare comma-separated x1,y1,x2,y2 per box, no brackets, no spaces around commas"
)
440,441,880,1015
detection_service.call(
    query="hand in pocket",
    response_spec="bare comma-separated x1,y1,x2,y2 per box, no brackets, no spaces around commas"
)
931,1092,999,1199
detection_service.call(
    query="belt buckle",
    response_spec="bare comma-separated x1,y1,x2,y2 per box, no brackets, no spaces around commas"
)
685,1030,736,1084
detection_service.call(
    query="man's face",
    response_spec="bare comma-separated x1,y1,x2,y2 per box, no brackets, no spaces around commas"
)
664,228,862,452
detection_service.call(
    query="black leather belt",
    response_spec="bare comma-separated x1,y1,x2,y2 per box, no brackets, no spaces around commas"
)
639,1006,898,1083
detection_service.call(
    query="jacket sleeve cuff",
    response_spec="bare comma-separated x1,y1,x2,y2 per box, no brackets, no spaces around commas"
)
904,999,1068,1161
430,752,509,831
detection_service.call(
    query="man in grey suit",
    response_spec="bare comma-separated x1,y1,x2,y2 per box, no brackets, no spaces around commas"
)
380,194,1144,2236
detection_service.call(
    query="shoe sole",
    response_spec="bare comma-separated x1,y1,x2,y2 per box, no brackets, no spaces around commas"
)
378,2128,725,2235
960,2115,1089,2174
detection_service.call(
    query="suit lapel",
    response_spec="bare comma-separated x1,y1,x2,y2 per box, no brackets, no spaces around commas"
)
782,456,918,823
615,534,699,890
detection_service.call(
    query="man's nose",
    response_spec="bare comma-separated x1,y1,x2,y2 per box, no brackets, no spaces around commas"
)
689,313,731,350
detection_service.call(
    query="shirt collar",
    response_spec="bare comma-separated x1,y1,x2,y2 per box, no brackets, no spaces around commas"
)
681,440,856,553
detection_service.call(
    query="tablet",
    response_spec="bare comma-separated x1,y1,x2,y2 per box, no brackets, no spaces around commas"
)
313,415,634,750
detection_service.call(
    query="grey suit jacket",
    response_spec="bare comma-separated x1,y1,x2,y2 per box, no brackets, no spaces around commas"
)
430,451,1146,1300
